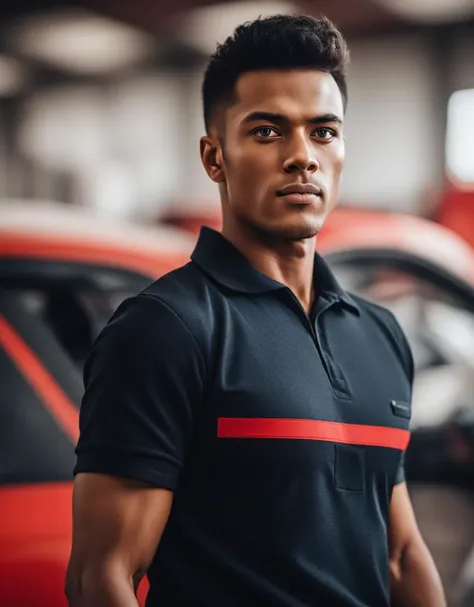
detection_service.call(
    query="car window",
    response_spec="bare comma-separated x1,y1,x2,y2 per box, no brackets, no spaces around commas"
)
0,262,150,485
20,286,136,370
0,299,79,484
1,260,150,373
0,349,77,484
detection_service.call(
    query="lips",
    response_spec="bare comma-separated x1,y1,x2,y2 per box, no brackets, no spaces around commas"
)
277,183,322,197
276,183,322,205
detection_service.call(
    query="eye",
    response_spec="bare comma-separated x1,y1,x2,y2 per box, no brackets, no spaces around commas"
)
252,126,280,139
313,128,337,141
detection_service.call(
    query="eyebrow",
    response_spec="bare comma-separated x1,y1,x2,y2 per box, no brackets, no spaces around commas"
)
241,111,343,126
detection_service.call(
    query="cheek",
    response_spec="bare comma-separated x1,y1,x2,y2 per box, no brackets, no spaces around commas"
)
325,145,345,206
228,148,275,189
322,144,345,190
224,153,263,208
331,141,345,173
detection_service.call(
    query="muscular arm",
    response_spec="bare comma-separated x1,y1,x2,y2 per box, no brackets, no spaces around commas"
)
389,482,446,607
65,473,173,607
66,296,205,605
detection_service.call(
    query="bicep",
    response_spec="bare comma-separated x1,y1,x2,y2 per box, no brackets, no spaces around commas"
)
70,473,173,579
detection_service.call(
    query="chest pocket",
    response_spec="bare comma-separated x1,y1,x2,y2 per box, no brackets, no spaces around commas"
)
333,398,412,493
334,444,365,492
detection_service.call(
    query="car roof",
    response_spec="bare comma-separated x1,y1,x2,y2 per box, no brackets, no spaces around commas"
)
3,201,474,288
319,208,474,287
0,200,195,254
0,200,196,277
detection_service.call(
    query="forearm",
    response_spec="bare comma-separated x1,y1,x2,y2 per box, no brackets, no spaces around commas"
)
390,539,446,607
65,564,140,607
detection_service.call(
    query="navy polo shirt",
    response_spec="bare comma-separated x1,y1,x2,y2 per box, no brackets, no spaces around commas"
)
75,227,413,607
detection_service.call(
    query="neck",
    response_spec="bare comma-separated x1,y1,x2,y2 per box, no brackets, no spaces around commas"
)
221,220,317,314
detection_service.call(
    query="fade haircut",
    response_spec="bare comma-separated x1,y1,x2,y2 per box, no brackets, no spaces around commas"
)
202,15,350,133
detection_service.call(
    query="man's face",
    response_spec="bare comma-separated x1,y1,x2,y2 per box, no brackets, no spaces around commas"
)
203,69,345,241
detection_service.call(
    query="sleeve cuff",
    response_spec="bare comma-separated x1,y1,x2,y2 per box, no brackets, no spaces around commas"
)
73,452,180,491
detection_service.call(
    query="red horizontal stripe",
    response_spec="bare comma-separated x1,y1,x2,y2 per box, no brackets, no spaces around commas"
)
218,418,410,451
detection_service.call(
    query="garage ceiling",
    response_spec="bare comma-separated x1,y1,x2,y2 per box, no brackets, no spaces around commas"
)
2,0,474,38
0,0,473,94
74,0,406,37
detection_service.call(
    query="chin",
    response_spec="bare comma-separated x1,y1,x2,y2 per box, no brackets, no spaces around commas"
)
256,223,319,243
278,216,326,241
280,205,329,238
243,213,325,242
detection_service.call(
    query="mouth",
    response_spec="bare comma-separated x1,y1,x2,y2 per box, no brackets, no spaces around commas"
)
276,183,323,205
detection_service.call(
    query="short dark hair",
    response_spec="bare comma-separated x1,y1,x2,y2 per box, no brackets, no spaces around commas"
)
202,15,350,132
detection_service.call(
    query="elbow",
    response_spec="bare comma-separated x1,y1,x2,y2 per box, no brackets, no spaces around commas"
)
64,560,137,606
389,551,403,585
389,540,409,586
65,566,83,606
64,563,102,606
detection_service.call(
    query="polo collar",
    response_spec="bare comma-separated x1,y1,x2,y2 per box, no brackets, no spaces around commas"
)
191,227,360,315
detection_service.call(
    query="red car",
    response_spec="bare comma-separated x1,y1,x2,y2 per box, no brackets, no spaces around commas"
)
2,201,474,606
0,202,194,606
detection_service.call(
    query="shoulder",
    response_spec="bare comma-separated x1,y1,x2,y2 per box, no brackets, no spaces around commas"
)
93,262,216,365
139,261,222,344
84,274,210,388
143,262,202,301
350,293,414,385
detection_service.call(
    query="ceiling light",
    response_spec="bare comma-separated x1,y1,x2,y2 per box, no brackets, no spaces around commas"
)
376,0,474,23
177,1,297,56
0,55,27,96
8,9,156,74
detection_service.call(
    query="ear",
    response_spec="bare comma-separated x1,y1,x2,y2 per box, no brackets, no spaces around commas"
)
200,136,225,183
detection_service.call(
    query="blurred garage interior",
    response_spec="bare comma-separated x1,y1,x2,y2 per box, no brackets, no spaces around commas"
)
0,1,474,606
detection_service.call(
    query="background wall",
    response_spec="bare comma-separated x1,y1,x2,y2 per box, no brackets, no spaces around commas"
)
0,2,471,220
341,34,441,211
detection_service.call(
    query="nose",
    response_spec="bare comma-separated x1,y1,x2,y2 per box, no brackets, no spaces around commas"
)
283,134,319,174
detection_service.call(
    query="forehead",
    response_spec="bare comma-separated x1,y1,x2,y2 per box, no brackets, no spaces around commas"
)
228,69,344,124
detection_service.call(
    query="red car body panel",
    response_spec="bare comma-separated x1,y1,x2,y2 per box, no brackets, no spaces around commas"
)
0,484,73,607
0,233,191,279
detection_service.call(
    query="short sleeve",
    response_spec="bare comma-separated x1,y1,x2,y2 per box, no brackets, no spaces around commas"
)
385,309,415,390
394,453,405,484
386,310,414,486
74,293,205,490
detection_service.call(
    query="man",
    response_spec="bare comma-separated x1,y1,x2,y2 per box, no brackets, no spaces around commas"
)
66,15,446,607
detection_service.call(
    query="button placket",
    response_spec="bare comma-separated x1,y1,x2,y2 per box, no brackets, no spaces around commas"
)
313,298,352,398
